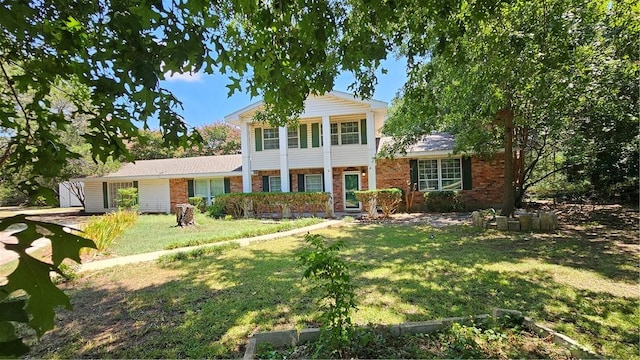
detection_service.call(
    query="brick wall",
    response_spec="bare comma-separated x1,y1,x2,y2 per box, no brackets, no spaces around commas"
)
229,176,243,193
332,166,368,212
375,155,505,211
169,178,188,213
462,154,505,209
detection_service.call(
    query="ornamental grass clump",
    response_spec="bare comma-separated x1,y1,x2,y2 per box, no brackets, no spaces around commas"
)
81,210,138,254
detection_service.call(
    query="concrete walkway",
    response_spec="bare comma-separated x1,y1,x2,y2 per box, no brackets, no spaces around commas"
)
78,219,344,273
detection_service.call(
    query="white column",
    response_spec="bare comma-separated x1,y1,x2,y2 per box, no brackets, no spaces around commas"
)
241,122,252,192
366,111,377,190
279,126,290,192
322,115,333,195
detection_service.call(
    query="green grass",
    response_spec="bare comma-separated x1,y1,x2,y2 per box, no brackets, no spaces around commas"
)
28,223,639,359
109,213,323,256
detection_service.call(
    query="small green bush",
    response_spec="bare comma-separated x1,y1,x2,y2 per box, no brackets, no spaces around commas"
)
82,210,138,254
188,196,206,213
377,188,402,218
354,190,378,219
298,233,356,358
116,187,138,211
207,200,225,218
423,191,465,212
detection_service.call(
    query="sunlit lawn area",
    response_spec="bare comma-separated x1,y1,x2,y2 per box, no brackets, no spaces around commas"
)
30,221,639,359
109,213,323,256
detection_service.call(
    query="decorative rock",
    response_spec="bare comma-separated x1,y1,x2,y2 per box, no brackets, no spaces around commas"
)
254,329,297,347
549,211,558,230
531,217,541,231
298,328,321,344
496,216,508,230
519,214,533,231
471,211,482,227
508,220,520,231
540,212,551,230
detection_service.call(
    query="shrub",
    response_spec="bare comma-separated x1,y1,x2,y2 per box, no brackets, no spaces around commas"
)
214,192,331,219
354,190,377,219
207,200,225,218
116,187,138,211
188,196,206,213
298,233,356,358
377,188,402,218
82,210,138,253
423,191,465,212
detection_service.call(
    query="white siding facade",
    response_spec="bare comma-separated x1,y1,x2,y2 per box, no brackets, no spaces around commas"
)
83,181,105,213
82,179,170,213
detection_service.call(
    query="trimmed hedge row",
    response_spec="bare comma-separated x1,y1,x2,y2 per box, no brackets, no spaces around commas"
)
211,192,332,219
423,191,465,212
354,188,403,219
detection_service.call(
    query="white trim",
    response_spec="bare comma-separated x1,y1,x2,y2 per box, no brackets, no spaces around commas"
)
79,172,242,182
417,158,463,192
322,115,333,196
279,126,290,192
342,172,361,211
241,122,252,192
366,111,377,191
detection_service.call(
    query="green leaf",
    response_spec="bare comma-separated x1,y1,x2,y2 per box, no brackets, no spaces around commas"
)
0,215,96,336
0,299,29,323
0,338,30,357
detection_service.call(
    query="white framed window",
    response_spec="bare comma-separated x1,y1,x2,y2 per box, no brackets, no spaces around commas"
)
109,182,134,208
269,176,282,192
195,178,226,205
330,123,339,145
340,121,360,145
263,128,279,150
287,127,299,148
418,158,462,191
305,174,323,192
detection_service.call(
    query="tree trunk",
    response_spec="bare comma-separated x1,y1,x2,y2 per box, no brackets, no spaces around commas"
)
175,204,196,227
499,109,515,217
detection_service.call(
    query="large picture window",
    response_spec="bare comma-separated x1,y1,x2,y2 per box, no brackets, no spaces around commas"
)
108,182,134,208
263,128,279,150
194,178,226,205
418,158,462,191
327,121,360,146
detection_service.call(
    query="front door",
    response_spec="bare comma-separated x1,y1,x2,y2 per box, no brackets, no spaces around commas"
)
343,173,361,210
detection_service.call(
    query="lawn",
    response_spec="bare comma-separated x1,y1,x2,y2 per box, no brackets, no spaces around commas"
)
28,208,639,359
109,213,323,256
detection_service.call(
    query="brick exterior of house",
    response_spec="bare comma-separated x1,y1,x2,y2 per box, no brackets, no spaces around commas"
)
169,178,188,213
376,155,505,211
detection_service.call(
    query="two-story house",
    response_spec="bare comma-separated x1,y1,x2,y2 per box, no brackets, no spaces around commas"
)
77,91,504,213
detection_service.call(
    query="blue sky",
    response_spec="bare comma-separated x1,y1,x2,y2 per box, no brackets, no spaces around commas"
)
161,57,407,128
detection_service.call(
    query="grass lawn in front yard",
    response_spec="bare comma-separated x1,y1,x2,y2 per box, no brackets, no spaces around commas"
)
27,207,639,359
108,213,323,256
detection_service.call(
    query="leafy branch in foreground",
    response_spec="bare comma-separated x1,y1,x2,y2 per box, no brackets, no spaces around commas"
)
298,233,357,358
0,215,96,357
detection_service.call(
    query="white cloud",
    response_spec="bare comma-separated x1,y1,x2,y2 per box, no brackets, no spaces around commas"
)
164,70,203,83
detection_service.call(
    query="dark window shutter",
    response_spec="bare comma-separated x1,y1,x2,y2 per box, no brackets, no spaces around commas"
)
321,174,326,191
360,119,367,145
132,181,139,203
299,124,308,148
311,123,320,147
187,180,194,197
409,160,418,191
462,156,473,190
255,128,263,151
224,178,231,193
262,176,269,192
298,174,305,192
102,182,109,208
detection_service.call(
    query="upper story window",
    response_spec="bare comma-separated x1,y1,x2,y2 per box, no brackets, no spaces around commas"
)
263,128,279,150
287,127,299,148
340,121,360,145
418,158,462,191
327,120,361,146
